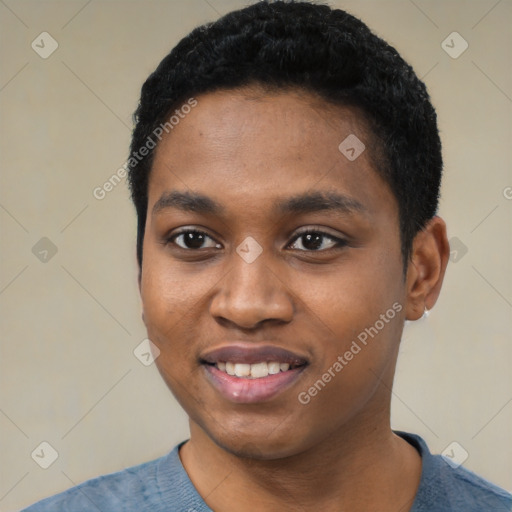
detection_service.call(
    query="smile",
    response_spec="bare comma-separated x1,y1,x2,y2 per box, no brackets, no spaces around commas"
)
214,361,298,378
200,343,309,403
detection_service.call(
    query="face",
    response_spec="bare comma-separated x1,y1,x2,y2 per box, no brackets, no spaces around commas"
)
140,88,409,459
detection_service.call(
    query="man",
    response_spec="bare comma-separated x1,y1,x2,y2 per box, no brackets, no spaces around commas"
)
23,1,512,510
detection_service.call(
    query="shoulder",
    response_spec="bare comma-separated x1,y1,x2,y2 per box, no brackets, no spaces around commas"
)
21,447,180,512
444,462,512,507
397,431,512,512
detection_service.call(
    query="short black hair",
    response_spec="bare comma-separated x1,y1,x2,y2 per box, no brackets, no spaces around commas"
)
128,0,442,271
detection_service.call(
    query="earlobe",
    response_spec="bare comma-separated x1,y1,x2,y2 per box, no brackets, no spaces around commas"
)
404,216,450,321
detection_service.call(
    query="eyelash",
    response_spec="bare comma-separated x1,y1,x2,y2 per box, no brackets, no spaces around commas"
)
166,228,347,253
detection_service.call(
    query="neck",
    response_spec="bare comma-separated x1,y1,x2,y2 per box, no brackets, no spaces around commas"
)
179,406,422,512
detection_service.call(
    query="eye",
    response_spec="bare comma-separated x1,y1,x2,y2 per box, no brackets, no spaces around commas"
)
288,229,347,252
168,229,222,250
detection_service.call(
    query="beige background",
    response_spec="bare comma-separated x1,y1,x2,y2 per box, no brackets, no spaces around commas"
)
1,0,511,510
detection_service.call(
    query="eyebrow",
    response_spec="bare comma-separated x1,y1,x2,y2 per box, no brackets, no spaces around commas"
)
276,191,367,217
152,190,367,218
152,191,224,216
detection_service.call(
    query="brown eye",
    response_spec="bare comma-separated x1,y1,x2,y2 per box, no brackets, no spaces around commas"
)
289,230,347,251
169,230,221,250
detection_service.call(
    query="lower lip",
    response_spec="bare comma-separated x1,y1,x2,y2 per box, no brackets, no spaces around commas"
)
203,365,306,404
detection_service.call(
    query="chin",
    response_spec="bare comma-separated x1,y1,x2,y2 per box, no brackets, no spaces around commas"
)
218,437,301,461
199,417,315,461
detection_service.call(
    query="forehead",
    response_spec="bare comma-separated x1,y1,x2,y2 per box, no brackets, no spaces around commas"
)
156,87,371,160
148,87,394,217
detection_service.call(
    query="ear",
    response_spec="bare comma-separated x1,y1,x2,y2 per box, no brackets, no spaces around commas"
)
404,216,450,321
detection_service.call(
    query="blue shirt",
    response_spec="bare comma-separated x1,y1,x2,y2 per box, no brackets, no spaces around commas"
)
22,431,512,511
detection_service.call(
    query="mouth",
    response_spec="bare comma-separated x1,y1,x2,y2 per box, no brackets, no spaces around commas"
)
205,360,306,378
200,344,309,403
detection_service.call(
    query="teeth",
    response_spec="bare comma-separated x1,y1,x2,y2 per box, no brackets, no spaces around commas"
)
250,362,268,378
215,361,296,378
268,362,280,375
225,362,236,376
234,363,251,377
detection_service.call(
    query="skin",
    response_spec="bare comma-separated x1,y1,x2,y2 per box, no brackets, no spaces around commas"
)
138,87,450,511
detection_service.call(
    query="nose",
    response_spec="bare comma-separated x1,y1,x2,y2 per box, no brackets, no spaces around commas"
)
209,253,294,330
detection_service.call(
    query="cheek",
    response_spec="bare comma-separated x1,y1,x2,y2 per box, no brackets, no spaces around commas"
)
140,237,207,325
139,243,230,377
301,252,404,337
294,305,403,441
139,250,199,358
292,260,405,409
139,252,210,411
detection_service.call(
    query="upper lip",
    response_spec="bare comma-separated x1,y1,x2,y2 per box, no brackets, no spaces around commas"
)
200,343,309,366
